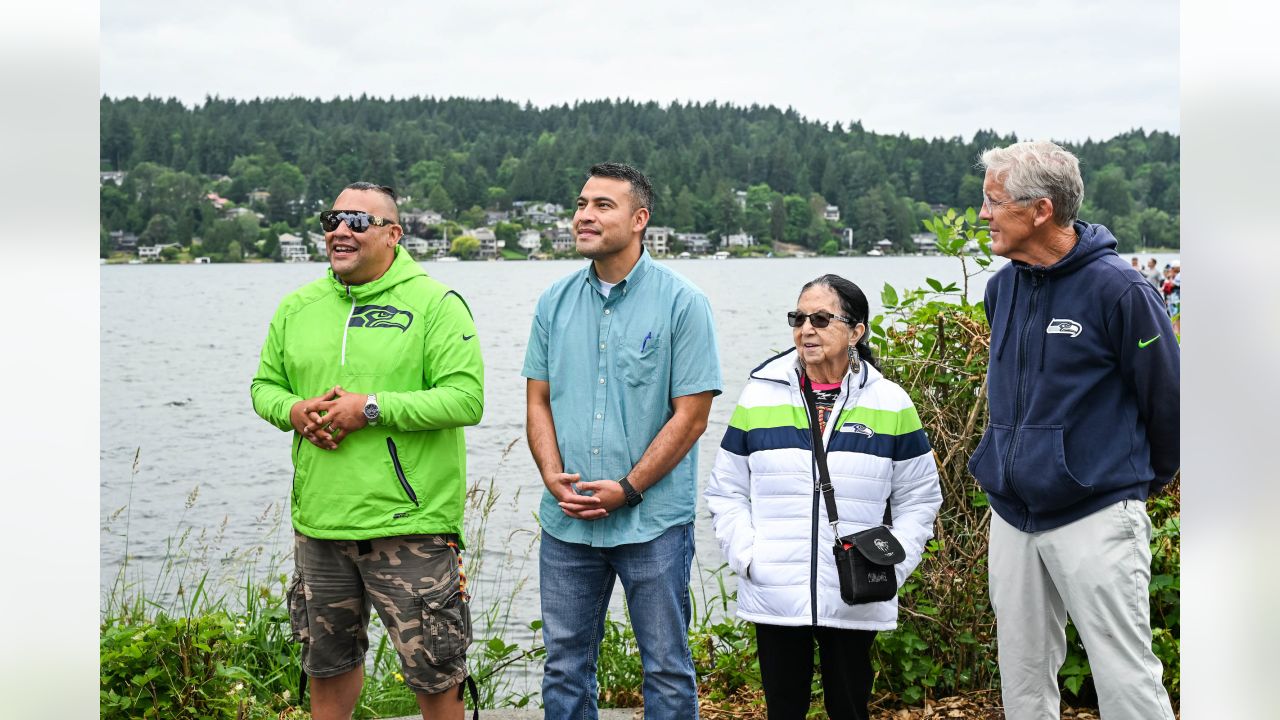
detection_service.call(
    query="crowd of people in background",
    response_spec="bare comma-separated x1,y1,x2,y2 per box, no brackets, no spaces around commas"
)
1132,256,1181,334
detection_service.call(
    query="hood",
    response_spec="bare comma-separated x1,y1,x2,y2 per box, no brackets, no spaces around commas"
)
749,346,882,391
327,245,427,300
1012,221,1116,277
994,221,1120,370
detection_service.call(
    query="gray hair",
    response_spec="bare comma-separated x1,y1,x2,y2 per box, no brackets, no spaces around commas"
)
979,140,1083,227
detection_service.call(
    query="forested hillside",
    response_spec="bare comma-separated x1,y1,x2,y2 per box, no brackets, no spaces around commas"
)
100,95,1179,258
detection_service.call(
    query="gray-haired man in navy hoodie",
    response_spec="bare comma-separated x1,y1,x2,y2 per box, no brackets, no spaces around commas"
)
969,141,1178,720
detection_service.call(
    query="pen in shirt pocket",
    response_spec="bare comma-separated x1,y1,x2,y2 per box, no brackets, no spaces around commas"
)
641,331,653,351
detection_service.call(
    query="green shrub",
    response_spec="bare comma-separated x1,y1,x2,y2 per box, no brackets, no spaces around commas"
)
100,610,293,719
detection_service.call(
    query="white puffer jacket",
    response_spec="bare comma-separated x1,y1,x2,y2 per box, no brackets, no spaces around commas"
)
705,349,941,630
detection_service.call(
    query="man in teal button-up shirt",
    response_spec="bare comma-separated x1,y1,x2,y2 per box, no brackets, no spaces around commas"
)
523,162,722,718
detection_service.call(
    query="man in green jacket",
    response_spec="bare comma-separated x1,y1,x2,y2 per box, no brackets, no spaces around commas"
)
251,182,483,720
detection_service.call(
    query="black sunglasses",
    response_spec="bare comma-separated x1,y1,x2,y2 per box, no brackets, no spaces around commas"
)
319,210,397,233
787,310,854,329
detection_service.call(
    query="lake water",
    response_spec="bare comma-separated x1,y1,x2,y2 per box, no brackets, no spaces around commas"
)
99,251,1179,688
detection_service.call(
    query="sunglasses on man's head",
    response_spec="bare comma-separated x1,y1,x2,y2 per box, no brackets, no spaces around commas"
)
319,210,397,233
787,311,854,329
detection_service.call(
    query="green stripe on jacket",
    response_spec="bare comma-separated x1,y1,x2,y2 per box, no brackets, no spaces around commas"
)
729,402,922,436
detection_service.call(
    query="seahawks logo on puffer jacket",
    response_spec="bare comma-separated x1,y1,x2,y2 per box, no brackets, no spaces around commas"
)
839,422,875,437
349,304,413,332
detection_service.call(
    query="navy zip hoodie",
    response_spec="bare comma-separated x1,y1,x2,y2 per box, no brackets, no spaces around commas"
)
968,221,1179,532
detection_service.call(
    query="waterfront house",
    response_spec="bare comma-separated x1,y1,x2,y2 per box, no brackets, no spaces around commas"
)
416,210,445,226
474,228,500,259
644,226,674,257
723,231,755,248
546,225,574,253
110,230,139,251
518,229,543,252
676,232,712,255
911,232,939,255
824,204,841,222
401,236,430,257
515,201,564,226
137,245,162,261
277,233,311,262
425,235,449,254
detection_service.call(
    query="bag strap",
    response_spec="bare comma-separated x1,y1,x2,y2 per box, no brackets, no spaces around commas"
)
803,374,892,533
800,374,842,532
459,674,480,720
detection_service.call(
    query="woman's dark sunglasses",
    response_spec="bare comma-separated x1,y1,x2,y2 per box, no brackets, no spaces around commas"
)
787,310,853,329
319,210,397,233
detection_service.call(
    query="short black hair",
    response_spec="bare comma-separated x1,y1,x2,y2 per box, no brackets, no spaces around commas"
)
588,162,654,216
343,181,399,220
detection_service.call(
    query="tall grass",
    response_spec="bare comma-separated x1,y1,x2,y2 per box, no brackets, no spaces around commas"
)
100,439,547,718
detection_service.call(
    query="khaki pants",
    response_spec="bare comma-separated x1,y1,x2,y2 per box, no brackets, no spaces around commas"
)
989,500,1175,720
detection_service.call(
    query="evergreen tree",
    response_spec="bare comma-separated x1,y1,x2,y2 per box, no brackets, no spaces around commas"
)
427,185,455,216
97,97,1180,256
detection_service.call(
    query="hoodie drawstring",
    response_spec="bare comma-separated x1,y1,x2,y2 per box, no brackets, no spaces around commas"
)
996,271,1020,361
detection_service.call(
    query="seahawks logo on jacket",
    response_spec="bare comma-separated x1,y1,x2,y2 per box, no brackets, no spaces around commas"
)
839,422,875,437
349,304,413,332
1045,318,1082,337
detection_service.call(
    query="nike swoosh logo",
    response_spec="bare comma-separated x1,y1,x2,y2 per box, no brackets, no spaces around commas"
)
462,334,475,341
1138,334,1160,348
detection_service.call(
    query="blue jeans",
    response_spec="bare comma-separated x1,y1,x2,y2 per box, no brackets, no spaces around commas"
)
539,522,698,719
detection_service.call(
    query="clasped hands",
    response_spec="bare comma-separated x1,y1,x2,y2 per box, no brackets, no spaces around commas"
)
289,385,368,450
544,472,627,520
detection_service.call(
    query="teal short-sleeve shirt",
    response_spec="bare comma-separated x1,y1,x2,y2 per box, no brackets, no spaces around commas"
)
522,250,722,547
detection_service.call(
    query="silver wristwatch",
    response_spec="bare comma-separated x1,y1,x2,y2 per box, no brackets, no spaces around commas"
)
363,394,380,425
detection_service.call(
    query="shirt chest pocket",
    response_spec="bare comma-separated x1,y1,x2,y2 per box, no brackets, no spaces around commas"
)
617,329,664,387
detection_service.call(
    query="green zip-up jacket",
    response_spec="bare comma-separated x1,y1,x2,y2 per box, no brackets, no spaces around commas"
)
250,246,484,541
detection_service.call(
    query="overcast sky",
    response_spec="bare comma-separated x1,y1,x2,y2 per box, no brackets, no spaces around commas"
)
100,0,1178,143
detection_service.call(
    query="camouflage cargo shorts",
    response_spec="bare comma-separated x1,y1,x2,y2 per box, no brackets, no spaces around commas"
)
287,532,472,694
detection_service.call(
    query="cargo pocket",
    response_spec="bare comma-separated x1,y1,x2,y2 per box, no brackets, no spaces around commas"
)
286,572,309,645
419,584,472,665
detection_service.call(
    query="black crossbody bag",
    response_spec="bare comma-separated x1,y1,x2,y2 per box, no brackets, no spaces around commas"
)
802,376,906,605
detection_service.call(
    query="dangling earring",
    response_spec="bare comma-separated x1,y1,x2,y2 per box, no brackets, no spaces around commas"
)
848,345,861,375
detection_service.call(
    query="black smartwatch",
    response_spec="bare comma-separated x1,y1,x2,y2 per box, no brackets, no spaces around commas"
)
618,475,643,507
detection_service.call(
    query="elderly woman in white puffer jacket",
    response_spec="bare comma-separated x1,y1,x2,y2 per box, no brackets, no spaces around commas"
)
705,273,942,720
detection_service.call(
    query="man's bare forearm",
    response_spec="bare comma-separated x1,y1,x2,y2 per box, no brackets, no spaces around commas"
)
625,392,713,493
525,379,564,478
